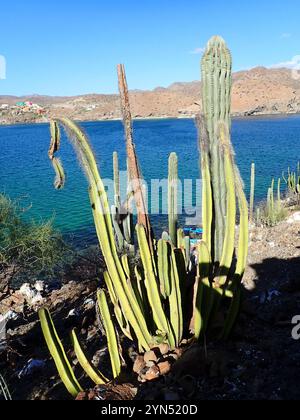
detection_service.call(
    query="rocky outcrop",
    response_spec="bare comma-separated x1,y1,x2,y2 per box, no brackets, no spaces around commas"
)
1,67,300,125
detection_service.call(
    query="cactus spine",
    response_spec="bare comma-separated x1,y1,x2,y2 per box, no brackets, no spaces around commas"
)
168,152,178,247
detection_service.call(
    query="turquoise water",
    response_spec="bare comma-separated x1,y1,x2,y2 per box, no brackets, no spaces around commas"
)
0,116,300,247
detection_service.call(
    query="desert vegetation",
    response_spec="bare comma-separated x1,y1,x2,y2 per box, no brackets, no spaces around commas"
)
0,194,68,288
1,36,299,401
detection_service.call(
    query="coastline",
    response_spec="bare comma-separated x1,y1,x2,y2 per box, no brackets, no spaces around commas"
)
1,111,300,128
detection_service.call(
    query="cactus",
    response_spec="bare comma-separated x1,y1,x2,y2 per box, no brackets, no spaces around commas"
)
97,290,122,379
249,163,255,223
71,329,108,385
262,178,287,227
194,35,249,339
201,36,232,264
111,152,134,254
283,162,300,204
40,37,249,398
157,239,172,298
168,153,178,246
38,308,83,397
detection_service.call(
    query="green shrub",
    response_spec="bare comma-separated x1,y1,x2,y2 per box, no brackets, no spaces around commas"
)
0,194,68,285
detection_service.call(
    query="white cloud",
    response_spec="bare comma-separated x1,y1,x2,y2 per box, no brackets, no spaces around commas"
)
270,55,300,69
270,55,300,80
189,47,205,55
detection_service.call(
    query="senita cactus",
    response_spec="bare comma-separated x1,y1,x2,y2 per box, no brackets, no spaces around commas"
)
249,163,255,223
168,153,178,247
111,151,134,254
40,37,248,399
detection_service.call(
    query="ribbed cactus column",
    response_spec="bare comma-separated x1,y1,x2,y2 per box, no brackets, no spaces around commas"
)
249,163,255,223
201,36,232,263
168,152,178,247
111,151,134,254
113,151,121,208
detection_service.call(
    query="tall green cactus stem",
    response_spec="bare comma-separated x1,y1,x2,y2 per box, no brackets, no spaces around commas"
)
103,271,133,341
157,239,172,298
112,152,134,254
169,247,183,347
277,178,281,208
113,151,121,208
48,118,152,351
38,308,83,398
221,170,249,339
250,163,255,223
97,290,122,379
136,224,175,348
48,121,65,190
194,241,211,338
201,36,232,263
214,122,237,288
168,153,178,247
283,162,300,204
71,329,108,385
267,180,275,226
197,115,213,255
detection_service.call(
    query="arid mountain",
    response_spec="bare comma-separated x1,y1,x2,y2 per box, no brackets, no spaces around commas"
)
1,67,300,125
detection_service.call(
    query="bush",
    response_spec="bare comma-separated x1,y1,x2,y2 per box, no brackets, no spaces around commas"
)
0,194,68,286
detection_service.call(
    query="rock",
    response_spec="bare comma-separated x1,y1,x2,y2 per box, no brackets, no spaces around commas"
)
158,360,171,375
144,366,160,382
133,355,146,374
173,347,184,358
34,281,45,293
67,308,80,318
144,350,158,364
157,343,170,356
287,212,300,223
168,352,180,362
83,298,95,310
18,283,46,308
145,360,156,368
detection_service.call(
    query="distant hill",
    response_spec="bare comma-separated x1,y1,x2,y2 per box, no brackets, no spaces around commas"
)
1,67,300,125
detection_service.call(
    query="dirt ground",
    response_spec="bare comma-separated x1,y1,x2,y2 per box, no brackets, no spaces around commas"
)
1,213,300,400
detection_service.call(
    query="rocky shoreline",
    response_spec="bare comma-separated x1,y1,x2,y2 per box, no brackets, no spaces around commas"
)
1,110,300,128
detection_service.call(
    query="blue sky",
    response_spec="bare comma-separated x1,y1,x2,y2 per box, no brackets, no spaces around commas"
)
0,0,299,96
